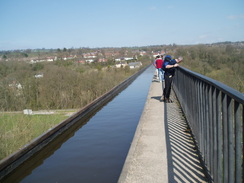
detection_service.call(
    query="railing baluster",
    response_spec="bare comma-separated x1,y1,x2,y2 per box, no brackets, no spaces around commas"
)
173,67,243,183
212,87,218,182
209,86,213,175
206,84,210,170
227,96,234,183
200,82,204,159
223,94,229,183
217,90,223,183
234,102,242,183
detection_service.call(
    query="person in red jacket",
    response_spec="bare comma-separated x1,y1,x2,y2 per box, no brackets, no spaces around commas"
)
154,55,164,82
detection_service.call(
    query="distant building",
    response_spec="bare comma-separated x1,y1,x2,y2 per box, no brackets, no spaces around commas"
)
98,58,107,62
124,57,134,61
83,53,97,59
128,62,142,69
115,61,128,68
35,73,43,78
63,55,76,60
115,57,125,62
152,50,165,58
77,60,85,64
30,56,57,63
139,50,147,56
115,57,134,62
86,59,94,63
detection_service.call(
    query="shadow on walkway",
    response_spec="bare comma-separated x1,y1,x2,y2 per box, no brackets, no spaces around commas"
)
165,91,209,183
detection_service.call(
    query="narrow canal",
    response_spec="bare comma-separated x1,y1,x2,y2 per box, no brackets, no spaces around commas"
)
5,66,155,183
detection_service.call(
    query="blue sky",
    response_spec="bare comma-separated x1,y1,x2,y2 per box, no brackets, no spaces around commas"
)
0,0,243,50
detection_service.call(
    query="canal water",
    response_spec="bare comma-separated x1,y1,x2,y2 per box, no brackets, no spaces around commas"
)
6,66,155,183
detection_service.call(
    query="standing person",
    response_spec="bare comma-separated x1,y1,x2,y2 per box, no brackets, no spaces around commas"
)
160,54,165,80
153,56,159,79
161,55,183,102
155,55,164,82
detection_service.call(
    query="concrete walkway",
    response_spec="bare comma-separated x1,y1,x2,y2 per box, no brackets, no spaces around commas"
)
118,75,208,183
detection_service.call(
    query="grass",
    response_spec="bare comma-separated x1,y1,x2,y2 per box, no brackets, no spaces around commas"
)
0,111,76,160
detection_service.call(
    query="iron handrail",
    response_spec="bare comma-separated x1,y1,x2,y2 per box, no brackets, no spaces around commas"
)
173,66,243,183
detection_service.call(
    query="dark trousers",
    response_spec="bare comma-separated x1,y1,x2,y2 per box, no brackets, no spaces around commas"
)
163,74,173,99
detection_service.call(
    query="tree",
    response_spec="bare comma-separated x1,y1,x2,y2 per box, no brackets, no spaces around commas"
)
31,63,44,71
225,45,234,54
22,53,28,58
2,55,7,60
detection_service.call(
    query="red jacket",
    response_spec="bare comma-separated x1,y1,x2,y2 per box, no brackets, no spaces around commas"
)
155,58,163,69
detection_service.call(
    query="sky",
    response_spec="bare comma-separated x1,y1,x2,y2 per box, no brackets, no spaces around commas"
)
0,0,244,50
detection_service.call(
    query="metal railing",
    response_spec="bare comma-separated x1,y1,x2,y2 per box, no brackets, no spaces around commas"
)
173,66,243,183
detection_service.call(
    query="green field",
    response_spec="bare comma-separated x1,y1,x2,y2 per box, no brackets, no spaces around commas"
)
0,111,76,160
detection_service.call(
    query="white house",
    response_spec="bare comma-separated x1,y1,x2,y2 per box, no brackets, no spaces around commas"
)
128,62,142,69
86,59,94,63
115,58,122,62
115,61,128,68
35,74,44,78
124,57,134,61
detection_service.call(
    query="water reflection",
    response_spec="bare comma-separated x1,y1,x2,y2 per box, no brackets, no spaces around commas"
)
4,66,154,183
